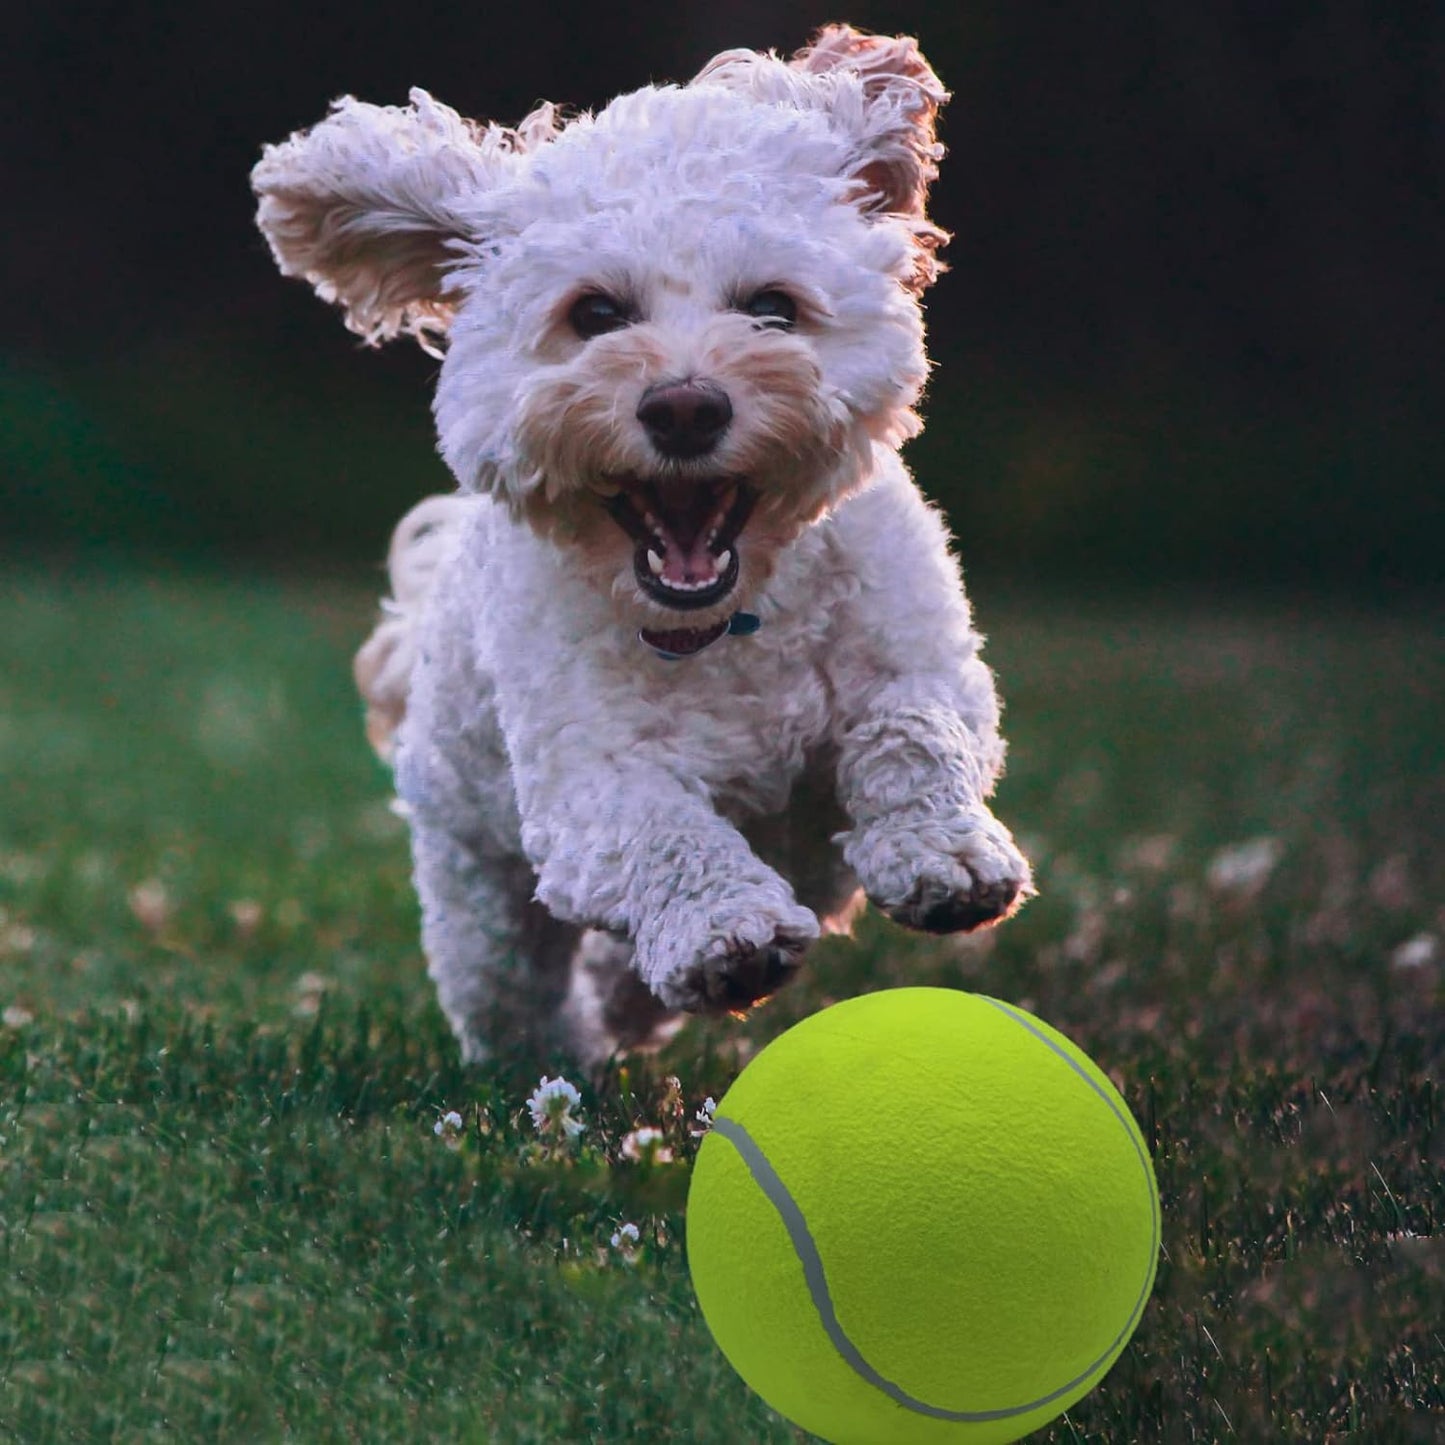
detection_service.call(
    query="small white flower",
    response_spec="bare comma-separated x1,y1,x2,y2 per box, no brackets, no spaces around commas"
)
1206,837,1282,895
526,1075,585,1141
621,1126,674,1164
1391,933,1438,971
128,879,171,934
228,899,264,936
610,1221,641,1249
292,970,330,1018
690,1096,717,1136
433,1109,466,1147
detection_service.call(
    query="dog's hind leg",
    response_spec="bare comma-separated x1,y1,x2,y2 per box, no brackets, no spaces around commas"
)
410,826,576,1064
559,930,685,1069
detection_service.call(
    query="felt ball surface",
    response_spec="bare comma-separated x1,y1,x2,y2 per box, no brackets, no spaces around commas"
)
686,988,1160,1444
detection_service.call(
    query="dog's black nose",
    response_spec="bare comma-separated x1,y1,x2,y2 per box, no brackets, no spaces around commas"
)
636,380,732,459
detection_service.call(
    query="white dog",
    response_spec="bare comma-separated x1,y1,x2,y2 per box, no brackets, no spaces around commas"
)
253,25,1033,1065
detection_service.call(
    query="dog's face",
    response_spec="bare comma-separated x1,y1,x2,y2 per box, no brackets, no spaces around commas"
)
254,27,948,639
437,87,938,638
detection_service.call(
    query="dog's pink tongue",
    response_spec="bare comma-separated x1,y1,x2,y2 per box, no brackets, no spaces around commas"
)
651,481,721,585
659,531,719,586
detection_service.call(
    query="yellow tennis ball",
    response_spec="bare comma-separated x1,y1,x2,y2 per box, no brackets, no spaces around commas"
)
687,988,1160,1445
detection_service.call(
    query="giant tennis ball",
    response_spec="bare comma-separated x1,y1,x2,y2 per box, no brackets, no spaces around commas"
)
687,988,1160,1444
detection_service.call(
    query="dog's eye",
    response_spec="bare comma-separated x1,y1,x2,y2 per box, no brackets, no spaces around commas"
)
741,290,798,328
569,293,632,339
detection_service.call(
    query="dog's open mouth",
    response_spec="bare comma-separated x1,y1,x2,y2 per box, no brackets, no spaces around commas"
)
603,477,756,610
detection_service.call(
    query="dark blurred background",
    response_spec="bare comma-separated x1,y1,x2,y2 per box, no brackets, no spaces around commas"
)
5,0,1442,593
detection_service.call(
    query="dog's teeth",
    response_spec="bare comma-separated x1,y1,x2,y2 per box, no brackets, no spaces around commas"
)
647,548,665,575
715,549,731,572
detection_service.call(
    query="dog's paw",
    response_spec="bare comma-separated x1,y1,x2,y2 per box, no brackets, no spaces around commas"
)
888,872,1024,934
639,891,819,1014
669,924,812,1013
849,807,1033,935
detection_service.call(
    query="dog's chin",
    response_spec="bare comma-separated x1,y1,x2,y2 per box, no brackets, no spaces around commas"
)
635,568,750,622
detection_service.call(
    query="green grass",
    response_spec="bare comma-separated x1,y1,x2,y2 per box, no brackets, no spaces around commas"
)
1,563,1441,1442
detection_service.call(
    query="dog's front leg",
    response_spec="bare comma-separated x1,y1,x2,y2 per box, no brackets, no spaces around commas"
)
836,697,1033,932
827,467,1034,933
518,762,820,1012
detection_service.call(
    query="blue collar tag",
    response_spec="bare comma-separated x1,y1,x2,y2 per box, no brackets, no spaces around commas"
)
727,611,761,636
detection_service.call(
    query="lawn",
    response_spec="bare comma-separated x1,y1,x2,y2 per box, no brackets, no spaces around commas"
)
0,563,1440,1442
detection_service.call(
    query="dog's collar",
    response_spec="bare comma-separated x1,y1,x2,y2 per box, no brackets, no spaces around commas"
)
640,611,760,661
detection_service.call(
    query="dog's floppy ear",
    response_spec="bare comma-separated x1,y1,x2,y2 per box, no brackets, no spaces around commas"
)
252,88,556,348
695,25,949,289
788,26,947,224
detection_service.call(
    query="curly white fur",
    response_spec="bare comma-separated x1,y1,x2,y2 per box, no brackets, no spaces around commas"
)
254,25,1033,1065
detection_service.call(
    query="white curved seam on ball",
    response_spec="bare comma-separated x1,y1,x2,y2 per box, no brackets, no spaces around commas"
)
710,1009,1160,1423
979,994,1162,1343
